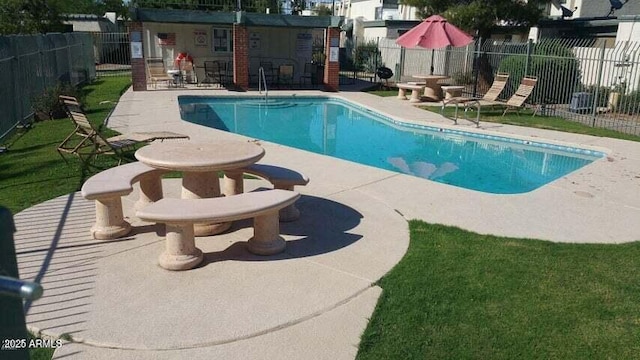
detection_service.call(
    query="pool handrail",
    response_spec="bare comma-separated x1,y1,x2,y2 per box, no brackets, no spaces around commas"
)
258,67,268,101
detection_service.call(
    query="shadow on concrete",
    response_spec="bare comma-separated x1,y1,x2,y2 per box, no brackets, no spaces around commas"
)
199,194,363,266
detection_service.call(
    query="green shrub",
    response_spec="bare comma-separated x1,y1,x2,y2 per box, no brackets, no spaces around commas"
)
498,40,581,104
617,90,640,115
452,71,474,85
31,82,83,121
354,41,382,73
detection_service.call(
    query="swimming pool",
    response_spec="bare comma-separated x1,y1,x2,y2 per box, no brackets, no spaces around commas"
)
178,96,604,194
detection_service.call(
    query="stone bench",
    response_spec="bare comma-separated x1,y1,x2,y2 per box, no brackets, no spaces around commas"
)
136,189,300,270
222,163,309,221
396,83,425,103
441,85,465,99
81,162,168,240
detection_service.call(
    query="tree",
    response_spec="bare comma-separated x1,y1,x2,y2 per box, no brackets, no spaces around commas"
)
290,0,306,15
130,0,281,13
57,0,101,15
57,0,129,20
313,5,333,16
0,0,130,35
0,0,66,35
398,0,552,37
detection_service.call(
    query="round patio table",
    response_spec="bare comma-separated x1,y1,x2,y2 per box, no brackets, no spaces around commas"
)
166,69,183,87
135,141,265,235
412,74,450,101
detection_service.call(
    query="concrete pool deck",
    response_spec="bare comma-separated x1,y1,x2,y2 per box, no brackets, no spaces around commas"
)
13,87,640,359
107,87,640,243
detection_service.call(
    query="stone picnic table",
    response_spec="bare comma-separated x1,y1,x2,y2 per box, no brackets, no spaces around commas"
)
135,141,265,236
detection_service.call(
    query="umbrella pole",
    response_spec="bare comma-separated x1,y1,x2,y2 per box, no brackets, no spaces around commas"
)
430,49,434,75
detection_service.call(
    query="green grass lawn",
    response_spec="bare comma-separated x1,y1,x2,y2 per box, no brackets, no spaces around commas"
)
0,76,131,214
2,78,640,359
358,221,640,359
0,76,131,359
364,87,640,142
430,106,640,142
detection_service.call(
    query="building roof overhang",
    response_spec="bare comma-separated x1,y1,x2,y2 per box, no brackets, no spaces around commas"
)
538,17,621,28
131,8,343,28
537,17,620,38
361,19,420,28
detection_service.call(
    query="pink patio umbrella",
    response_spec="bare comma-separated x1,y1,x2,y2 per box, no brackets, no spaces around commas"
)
396,14,474,74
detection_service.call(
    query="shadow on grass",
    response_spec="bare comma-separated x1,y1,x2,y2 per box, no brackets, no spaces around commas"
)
0,175,81,192
3,141,65,155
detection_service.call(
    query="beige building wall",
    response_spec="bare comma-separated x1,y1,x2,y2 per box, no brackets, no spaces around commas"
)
350,0,378,20
398,4,418,20
246,26,318,80
362,27,387,39
616,20,640,43
143,23,319,82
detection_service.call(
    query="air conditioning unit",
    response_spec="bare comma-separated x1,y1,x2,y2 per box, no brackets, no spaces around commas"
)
569,92,592,113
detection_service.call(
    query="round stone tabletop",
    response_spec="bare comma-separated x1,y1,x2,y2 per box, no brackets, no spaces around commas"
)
135,141,265,172
413,74,449,79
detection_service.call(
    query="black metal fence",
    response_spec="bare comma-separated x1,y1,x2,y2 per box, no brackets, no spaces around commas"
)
345,37,640,136
91,32,131,77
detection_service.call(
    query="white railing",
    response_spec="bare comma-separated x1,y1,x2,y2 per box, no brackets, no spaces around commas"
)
258,66,268,100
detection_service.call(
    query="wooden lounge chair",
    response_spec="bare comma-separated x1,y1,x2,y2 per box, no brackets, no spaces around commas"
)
57,96,189,166
146,58,173,89
442,72,510,107
440,73,510,126
500,76,538,116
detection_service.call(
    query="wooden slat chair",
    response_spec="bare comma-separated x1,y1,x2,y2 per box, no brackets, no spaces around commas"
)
443,72,510,106
482,72,510,103
440,73,510,126
57,96,189,167
501,76,538,116
146,58,173,89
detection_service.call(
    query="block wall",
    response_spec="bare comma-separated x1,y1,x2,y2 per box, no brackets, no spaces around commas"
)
129,22,147,91
324,27,340,92
233,24,249,90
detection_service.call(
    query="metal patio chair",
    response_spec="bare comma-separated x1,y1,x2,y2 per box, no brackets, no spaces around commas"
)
278,64,294,88
200,60,228,87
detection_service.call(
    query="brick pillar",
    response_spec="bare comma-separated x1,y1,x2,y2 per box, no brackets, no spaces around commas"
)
129,22,147,91
324,27,340,92
233,24,249,91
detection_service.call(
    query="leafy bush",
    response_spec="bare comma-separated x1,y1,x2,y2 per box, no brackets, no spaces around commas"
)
452,71,474,85
354,41,382,73
312,51,326,64
498,40,581,104
31,82,83,121
617,90,640,115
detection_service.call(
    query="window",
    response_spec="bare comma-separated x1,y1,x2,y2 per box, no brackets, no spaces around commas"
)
212,28,232,53
375,6,382,20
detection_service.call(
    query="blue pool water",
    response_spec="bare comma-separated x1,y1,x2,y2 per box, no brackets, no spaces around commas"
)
178,96,604,194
